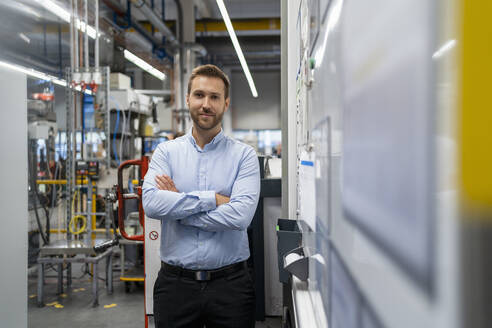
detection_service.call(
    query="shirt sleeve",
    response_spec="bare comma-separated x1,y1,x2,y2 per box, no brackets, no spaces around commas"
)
179,148,260,232
142,143,217,221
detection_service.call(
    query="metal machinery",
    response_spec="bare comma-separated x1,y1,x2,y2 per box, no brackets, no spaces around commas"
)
36,66,115,308
114,157,147,288
102,156,162,328
27,86,58,253
35,0,116,308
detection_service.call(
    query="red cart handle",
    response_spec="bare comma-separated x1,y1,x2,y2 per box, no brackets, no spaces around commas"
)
117,157,149,241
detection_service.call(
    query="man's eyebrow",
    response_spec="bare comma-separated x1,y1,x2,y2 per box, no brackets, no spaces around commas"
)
192,89,222,96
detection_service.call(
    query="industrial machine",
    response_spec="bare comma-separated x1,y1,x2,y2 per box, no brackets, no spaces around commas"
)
34,1,118,308
98,155,161,328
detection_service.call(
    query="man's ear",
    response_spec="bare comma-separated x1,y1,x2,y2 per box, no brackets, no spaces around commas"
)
224,97,230,112
186,94,190,107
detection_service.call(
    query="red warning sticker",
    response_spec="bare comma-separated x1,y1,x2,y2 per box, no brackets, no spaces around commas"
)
149,231,159,240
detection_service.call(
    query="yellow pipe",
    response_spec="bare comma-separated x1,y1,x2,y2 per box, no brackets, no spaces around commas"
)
36,179,91,185
93,228,117,234
128,18,280,34
37,180,67,185
120,277,145,282
196,19,280,32
49,229,67,233
92,186,97,241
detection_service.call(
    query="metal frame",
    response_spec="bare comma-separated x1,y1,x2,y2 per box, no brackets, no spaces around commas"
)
37,247,113,307
65,66,111,241
36,66,114,308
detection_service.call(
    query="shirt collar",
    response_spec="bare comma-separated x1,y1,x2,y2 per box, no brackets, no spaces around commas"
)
187,127,225,151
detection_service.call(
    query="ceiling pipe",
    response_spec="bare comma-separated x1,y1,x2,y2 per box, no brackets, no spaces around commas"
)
1,51,60,76
124,31,153,53
130,0,179,51
102,0,163,49
130,0,207,57
183,42,207,57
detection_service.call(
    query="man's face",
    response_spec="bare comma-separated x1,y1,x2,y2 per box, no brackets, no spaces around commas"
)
186,75,230,131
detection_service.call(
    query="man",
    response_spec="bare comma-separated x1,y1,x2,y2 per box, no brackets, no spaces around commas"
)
143,64,260,328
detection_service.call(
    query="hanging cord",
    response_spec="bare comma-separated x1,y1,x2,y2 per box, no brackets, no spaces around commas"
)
110,96,128,165
28,146,49,245
119,107,127,163
112,109,121,165
69,189,87,235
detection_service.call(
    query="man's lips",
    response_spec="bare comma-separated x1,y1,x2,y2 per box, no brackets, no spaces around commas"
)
199,113,215,117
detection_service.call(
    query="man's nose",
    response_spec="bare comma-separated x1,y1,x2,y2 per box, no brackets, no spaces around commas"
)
202,96,211,109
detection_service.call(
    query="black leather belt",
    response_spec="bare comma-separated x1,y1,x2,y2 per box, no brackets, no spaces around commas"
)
161,261,247,281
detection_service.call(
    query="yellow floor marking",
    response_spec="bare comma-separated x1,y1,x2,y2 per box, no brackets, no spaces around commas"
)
54,304,64,309
103,303,117,309
29,294,37,299
46,301,59,306
60,293,67,298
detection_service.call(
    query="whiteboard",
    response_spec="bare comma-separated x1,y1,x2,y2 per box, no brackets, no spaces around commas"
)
330,249,360,328
340,0,435,289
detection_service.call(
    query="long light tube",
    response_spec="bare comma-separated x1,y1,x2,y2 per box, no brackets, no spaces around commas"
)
84,0,89,68
216,0,258,98
123,50,166,81
432,39,457,59
36,0,162,79
36,0,97,39
0,60,92,95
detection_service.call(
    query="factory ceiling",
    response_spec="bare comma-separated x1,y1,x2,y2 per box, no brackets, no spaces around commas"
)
0,0,280,80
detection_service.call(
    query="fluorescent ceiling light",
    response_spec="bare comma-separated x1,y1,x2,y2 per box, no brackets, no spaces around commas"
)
0,60,92,95
36,0,97,39
123,50,166,81
19,33,31,44
37,0,70,21
3,2,42,18
36,1,162,82
432,39,457,59
216,0,258,98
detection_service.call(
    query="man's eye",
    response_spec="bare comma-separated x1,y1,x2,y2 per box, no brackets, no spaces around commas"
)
211,95,219,100
195,93,203,98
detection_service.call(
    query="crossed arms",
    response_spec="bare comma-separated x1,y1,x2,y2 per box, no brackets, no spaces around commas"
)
142,144,260,232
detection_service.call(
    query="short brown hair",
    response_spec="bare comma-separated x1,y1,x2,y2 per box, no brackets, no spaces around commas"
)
187,64,230,99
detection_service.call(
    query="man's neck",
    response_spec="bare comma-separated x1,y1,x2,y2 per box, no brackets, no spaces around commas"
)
192,125,221,149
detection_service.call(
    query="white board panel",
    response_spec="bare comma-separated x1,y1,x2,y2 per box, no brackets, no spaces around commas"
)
145,216,161,315
340,0,435,288
330,249,360,328
0,67,27,328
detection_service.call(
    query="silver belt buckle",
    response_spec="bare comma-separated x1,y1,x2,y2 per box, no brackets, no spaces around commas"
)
195,271,211,281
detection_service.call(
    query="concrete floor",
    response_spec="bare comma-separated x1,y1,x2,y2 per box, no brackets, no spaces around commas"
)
28,262,282,328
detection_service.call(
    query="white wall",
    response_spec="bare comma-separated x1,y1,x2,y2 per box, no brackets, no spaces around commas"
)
0,67,28,327
231,70,280,130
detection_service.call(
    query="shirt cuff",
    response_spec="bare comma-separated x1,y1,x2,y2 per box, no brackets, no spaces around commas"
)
198,190,216,211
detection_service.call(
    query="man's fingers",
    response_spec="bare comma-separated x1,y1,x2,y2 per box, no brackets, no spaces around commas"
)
215,194,230,206
162,175,178,192
163,175,174,185
155,175,178,192
155,180,166,190
155,175,170,190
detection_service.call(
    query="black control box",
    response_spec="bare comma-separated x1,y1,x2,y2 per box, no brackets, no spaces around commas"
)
76,160,99,179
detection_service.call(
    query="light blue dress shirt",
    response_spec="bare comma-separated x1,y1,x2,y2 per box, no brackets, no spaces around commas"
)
142,129,260,270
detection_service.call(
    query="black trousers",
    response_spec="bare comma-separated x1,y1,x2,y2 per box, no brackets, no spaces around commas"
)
153,265,255,328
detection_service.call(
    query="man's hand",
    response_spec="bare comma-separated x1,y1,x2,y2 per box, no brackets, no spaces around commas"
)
155,174,179,192
215,194,230,206
155,174,229,206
